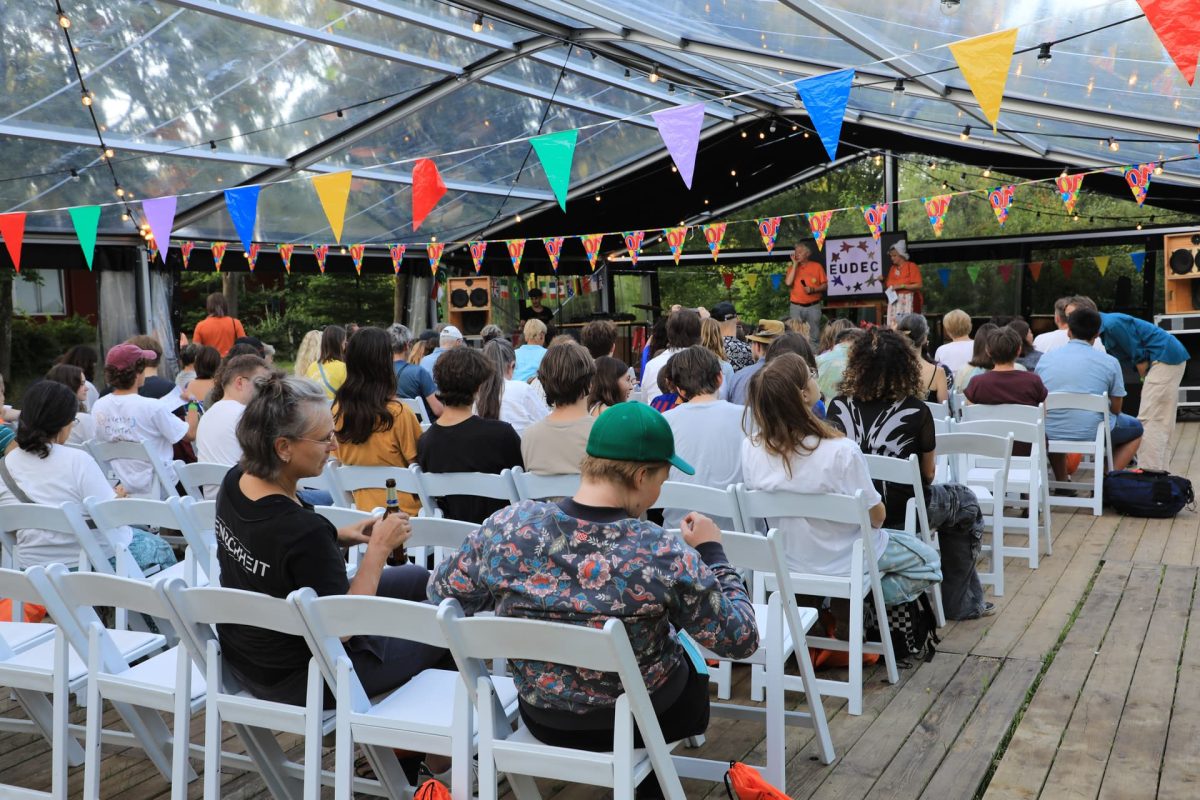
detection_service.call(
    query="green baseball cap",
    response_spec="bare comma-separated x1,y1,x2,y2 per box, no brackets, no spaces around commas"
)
587,402,694,475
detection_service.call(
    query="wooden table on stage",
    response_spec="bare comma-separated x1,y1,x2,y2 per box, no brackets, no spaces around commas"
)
560,320,649,365
824,297,887,325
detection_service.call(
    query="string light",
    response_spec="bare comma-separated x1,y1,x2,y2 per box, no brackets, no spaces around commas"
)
983,166,992,178
514,213,522,223
769,121,777,134
758,131,766,140
1154,163,1164,175
1037,43,1052,67
730,169,737,177
57,9,70,28
120,212,129,222
471,13,484,33
594,193,602,202
740,130,748,138
80,91,92,107
1136,221,1143,230
648,64,660,83
104,147,114,159
960,126,971,141
1108,138,1120,152
114,185,124,198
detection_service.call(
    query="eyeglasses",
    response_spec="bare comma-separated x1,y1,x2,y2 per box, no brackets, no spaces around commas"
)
809,367,819,381
295,431,337,446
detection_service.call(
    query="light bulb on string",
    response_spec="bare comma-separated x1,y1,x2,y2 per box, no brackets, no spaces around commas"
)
104,147,114,159
1037,43,1052,67
1108,138,1119,152
960,126,970,141
120,212,129,222
648,64,660,83
114,185,124,198
983,166,992,178
940,0,961,15
472,14,484,32
1155,163,1164,175
58,10,70,28
758,131,765,140
81,91,92,107
515,213,522,223
1136,221,1143,230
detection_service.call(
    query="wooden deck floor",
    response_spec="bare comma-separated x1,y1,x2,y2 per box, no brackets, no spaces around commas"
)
4,421,1200,799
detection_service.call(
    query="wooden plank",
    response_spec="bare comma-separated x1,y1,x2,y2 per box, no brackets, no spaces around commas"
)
1131,515,1173,565
1104,515,1149,563
982,560,1131,800
805,652,967,800
866,655,1002,800
1097,565,1195,800
917,658,1041,800
1037,563,1162,800
1162,509,1199,567
1155,562,1200,799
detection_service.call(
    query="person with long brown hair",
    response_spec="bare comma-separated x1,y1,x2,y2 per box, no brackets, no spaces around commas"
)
588,356,633,416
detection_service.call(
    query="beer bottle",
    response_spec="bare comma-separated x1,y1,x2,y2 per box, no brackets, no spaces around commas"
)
383,478,407,566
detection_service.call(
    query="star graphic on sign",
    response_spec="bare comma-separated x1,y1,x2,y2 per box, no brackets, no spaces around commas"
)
831,252,841,263
832,275,844,286
853,282,863,291
839,241,853,253
866,274,880,286
857,241,870,252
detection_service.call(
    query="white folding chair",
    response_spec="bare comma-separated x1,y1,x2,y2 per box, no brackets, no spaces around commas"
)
85,439,178,500
863,454,945,627
173,461,232,500
422,469,520,520
399,396,428,425
438,601,686,800
314,506,475,573
510,466,580,501
86,495,210,587
293,591,518,800
325,461,434,515
734,487,898,716
925,400,951,421
39,566,201,800
937,432,1014,596
1044,392,1113,516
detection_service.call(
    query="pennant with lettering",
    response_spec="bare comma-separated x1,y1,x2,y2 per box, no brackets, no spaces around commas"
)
507,239,526,274
988,185,1015,226
312,171,352,243
807,210,835,250
722,271,734,290
1136,0,1200,85
464,241,485,274
998,263,1014,283
1131,251,1146,273
530,130,578,211
746,273,759,289
947,28,1018,129
581,233,604,271
861,204,887,240
69,205,101,270
211,242,228,273
246,243,260,272
388,244,406,274
923,195,952,237
794,69,855,161
412,159,447,232
141,196,176,266
223,186,260,254
1029,261,1043,282
312,244,329,274
938,268,951,287
427,242,445,276
756,217,781,254
702,222,727,261
623,231,645,265
665,226,689,265
543,237,564,272
0,212,25,273
1095,255,1111,275
651,103,705,189
966,264,982,283
1061,259,1075,280
771,273,783,291
180,241,195,270
279,243,294,274
1123,162,1154,206
1055,173,1084,213
349,244,366,275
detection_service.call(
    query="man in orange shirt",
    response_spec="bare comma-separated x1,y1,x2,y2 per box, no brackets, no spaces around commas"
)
784,242,826,348
885,240,923,316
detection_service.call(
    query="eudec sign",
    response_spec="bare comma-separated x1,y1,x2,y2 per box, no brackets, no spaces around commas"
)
826,236,884,298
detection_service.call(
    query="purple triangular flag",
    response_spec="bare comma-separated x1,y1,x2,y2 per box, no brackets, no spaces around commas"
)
224,185,261,253
141,196,177,266
795,70,855,162
652,103,706,189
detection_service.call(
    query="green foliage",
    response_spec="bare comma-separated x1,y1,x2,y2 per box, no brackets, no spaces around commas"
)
10,315,96,380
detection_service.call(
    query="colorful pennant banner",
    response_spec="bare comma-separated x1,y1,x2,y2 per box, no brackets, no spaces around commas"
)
312,243,329,274
967,264,982,283
623,230,644,265
807,210,834,251
861,204,887,240
1055,173,1084,213
702,222,727,261
0,213,26,273
1061,258,1075,280
665,226,689,265
312,171,352,243
427,242,445,276
721,271,734,290
180,240,195,270
988,185,1015,226
794,69,855,162
948,28,1018,129
507,239,526,274
998,263,1013,283
469,241,487,274
1136,0,1200,84
349,244,366,275
923,195,952,237
770,273,782,291
1123,162,1154,206
388,243,406,274
543,237,564,272
937,267,951,287
279,243,294,274
211,241,228,273
530,130,578,211
246,243,260,271
652,103,705,189
746,273,758,289
757,217,781,254
412,159,446,232
1131,251,1146,273
580,233,604,271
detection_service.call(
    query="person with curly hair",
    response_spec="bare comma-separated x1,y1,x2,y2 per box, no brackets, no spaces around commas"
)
827,327,991,620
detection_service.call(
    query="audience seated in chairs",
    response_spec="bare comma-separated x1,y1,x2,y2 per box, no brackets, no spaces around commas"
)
953,322,999,392
44,363,96,446
964,326,1047,410
479,338,547,435
826,328,989,620
726,320,785,405
896,314,949,403
429,402,758,798
521,342,596,476
588,356,633,417
389,323,443,421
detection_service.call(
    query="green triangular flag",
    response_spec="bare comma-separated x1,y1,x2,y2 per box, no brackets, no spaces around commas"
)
530,129,578,212
69,205,102,271
966,264,982,283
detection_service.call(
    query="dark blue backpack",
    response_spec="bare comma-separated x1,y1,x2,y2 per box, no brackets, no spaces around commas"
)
1104,469,1195,518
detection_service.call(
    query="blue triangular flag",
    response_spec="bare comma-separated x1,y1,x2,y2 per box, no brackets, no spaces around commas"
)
1130,251,1146,273
795,70,855,162
224,186,261,253
770,273,783,291
938,268,951,287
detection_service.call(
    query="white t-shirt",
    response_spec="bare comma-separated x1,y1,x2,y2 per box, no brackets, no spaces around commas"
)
84,380,99,412
500,379,548,434
197,399,245,466
68,412,97,446
740,435,886,578
662,399,749,530
0,444,131,568
934,340,974,374
1033,328,1106,354
91,392,188,498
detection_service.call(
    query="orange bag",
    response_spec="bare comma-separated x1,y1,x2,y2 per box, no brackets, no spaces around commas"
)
1066,452,1083,475
808,607,879,671
0,598,46,623
414,779,450,800
724,761,792,799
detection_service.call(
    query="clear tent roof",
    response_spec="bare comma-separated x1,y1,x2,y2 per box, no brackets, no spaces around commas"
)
1,0,1196,245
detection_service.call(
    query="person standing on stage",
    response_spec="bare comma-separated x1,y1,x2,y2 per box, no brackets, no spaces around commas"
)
520,288,555,326
784,242,826,348
885,240,923,317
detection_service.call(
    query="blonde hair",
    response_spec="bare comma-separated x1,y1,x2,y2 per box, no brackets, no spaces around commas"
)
294,330,322,377
943,309,972,339
700,318,728,362
784,318,811,339
523,318,547,344
580,455,669,489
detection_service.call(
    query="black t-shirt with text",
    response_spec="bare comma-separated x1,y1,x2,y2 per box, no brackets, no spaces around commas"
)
416,415,524,523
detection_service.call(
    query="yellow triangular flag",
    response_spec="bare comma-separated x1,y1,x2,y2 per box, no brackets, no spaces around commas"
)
746,273,759,289
948,28,1018,130
1095,255,1110,275
312,171,353,244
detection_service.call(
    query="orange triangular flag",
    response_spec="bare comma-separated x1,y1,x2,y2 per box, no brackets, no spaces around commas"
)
312,171,353,244
948,29,1018,130
0,213,26,273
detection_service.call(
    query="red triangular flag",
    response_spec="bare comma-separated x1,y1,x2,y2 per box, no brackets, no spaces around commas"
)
1028,261,1043,282
1137,0,1200,85
0,213,25,273
1061,259,1074,280
412,159,447,232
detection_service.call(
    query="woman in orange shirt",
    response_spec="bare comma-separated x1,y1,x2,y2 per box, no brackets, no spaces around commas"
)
192,292,246,357
885,240,923,314
784,242,827,348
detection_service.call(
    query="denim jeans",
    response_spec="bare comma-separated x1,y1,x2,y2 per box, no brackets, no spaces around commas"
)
926,482,987,620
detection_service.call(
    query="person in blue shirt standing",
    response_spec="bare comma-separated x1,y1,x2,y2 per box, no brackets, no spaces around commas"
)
1067,297,1189,471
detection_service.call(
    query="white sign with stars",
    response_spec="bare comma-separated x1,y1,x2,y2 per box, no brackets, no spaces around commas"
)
826,236,884,298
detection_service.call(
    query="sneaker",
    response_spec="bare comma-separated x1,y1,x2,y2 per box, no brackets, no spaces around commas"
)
980,602,997,617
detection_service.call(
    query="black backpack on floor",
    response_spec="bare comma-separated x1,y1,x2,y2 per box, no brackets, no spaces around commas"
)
1104,469,1195,518
864,594,940,665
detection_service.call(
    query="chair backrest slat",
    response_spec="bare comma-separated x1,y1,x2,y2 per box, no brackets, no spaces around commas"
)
422,470,519,504
511,467,581,502
174,461,233,500
952,419,1043,447
0,501,117,576
960,402,1044,426
650,482,741,522
1045,391,1110,415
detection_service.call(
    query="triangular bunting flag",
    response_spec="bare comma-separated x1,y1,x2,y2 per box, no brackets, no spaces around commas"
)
702,223,727,261
746,274,759,289
580,234,604,271
211,242,228,273
861,204,887,240
349,244,366,275
279,243,294,274
923,195,952,237
770,273,783,291
807,210,835,250
1029,261,1043,282
937,267,951,287
1061,259,1075,280
651,103,705,189
794,69,855,161
69,206,101,270
988,185,1015,226
312,171,352,243
756,217,781,254
947,28,1018,129
665,226,689,265
412,159,447,232
543,237,564,272
998,263,1014,283
427,242,445,276
721,271,734,290
506,240,526,274
1055,173,1084,214
1123,163,1154,206
180,241,195,270
388,244,407,274
1136,0,1200,84
469,241,487,274
223,186,260,253
246,243,260,272
967,264,982,283
1095,255,1111,275
141,196,176,266
623,230,645,265
1131,251,1146,273
0,212,26,273
312,244,329,274
530,130,578,211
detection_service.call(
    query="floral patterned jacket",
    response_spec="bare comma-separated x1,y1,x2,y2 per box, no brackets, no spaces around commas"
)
428,500,758,713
